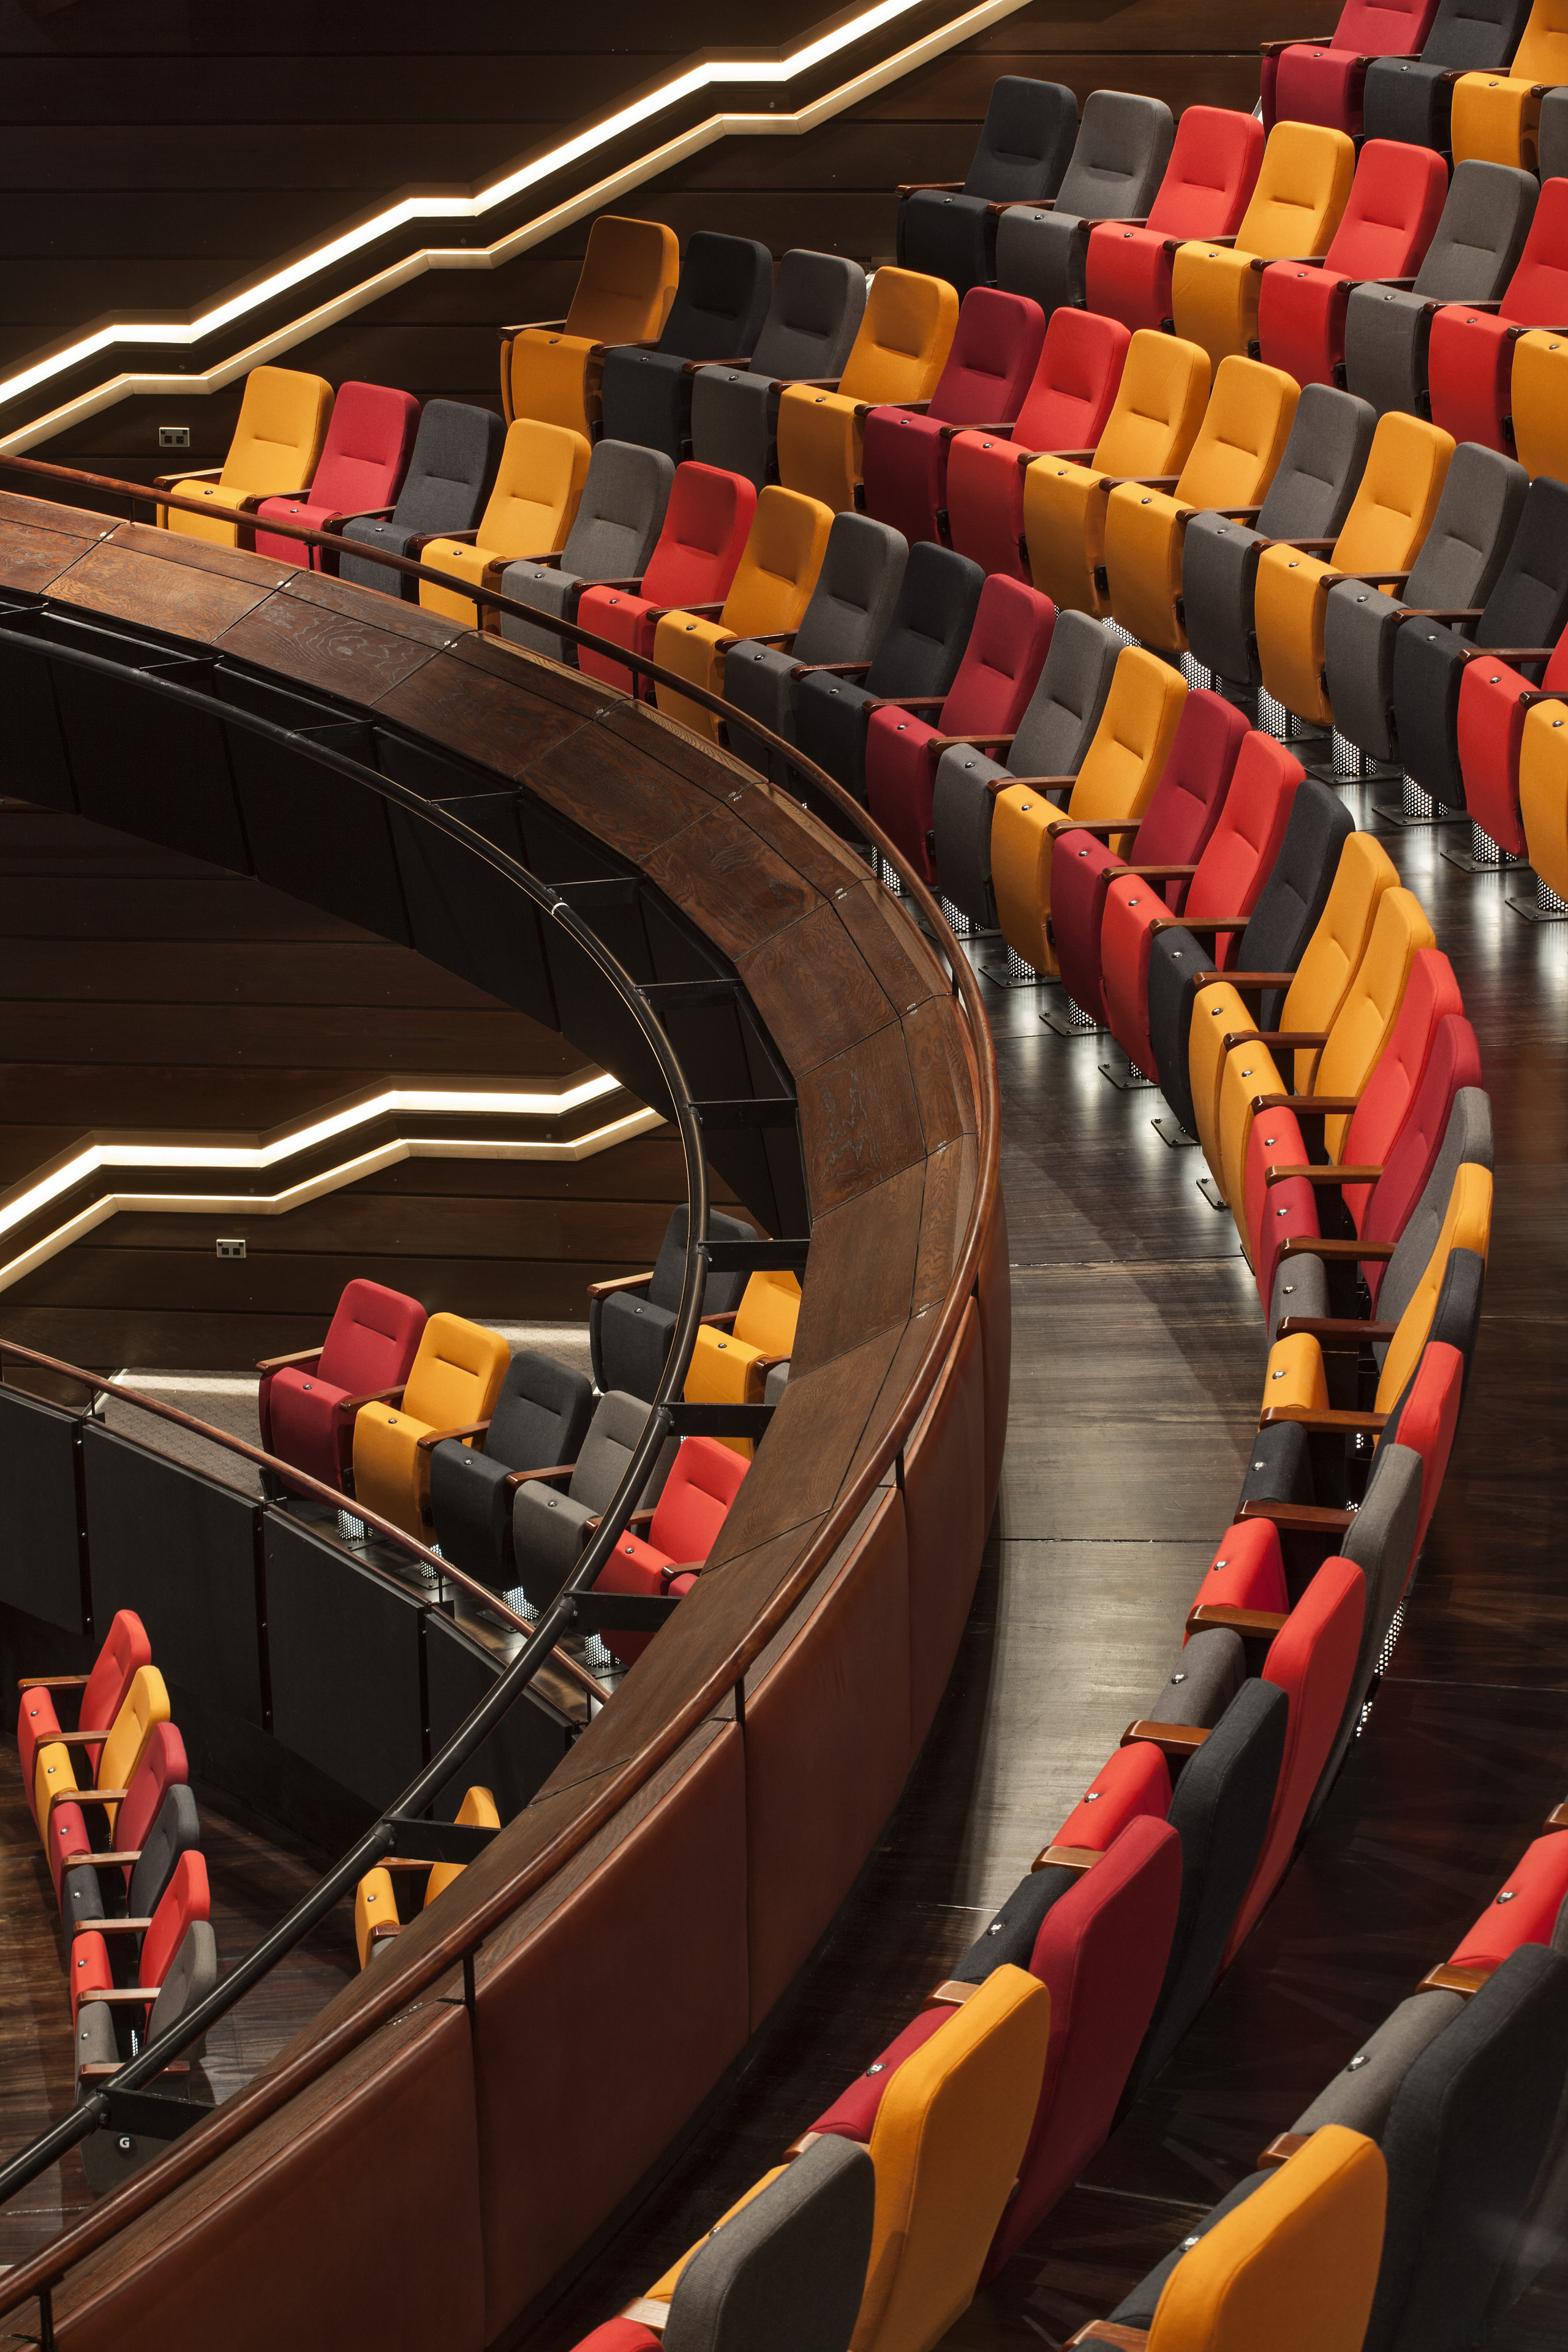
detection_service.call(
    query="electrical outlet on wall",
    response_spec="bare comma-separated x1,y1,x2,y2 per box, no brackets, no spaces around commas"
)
158,426,190,449
216,1237,247,1259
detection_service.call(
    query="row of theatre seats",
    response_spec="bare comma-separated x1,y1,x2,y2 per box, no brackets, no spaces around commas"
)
14,1613,216,2192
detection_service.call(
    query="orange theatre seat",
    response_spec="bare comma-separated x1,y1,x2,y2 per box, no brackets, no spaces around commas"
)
418,418,590,626
257,1277,427,1499
34,1664,170,1880
252,380,420,570
1170,123,1357,376
1518,692,1568,902
350,1312,512,1541
576,461,756,695
155,365,333,547
653,487,833,741
683,1269,801,1447
355,1784,500,1968
589,1438,750,1667
1450,0,1568,164
500,215,680,440
1255,139,1448,392
944,309,1131,582
17,1609,149,1815
776,268,960,516
1085,107,1266,337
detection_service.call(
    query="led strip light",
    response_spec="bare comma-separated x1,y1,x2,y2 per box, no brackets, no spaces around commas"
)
0,0,1033,453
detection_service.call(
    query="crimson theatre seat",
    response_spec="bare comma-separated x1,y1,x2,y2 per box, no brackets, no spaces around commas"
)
589,1436,748,1667
944,309,1131,581
865,573,1057,882
18,1608,149,1811
1457,624,1568,856
256,1277,427,1499
1256,140,1449,391
70,1848,209,2028
1084,106,1267,336
1427,176,1568,451
1264,0,1443,135
252,380,421,569
1101,727,1303,1082
1051,690,1249,1030
861,287,1046,549
575,462,756,695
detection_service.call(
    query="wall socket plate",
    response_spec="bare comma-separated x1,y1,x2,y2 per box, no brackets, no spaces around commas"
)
216,1237,246,1259
157,426,190,449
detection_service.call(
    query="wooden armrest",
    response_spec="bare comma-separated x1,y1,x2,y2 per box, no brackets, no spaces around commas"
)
739,631,797,648
1121,1719,1211,1755
45,1729,117,1746
998,774,1076,791
1259,31,1334,49
77,2060,189,2080
1221,1028,1329,1052
1017,443,1096,470
774,375,844,392
76,1988,160,2007
584,575,646,594
868,693,946,712
1057,817,1142,839
1544,1802,1568,1831
367,1923,404,1948
1148,916,1251,936
17,1673,89,1691
153,466,224,488
238,488,311,512
1463,646,1557,663
407,528,480,555
1236,1499,1355,1532
1419,1961,1493,1998
1186,1603,1289,1638
1272,1315,1396,1341
790,660,871,678
415,1421,491,1453
895,179,965,195
1272,537,1338,552
70,1851,141,1869
1030,1844,1102,1875
322,505,398,533
1393,607,1483,624
644,600,726,625
938,418,1015,441
925,730,1016,755
1248,1093,1360,1116
682,355,752,374
255,1347,322,1375
1250,253,1330,272
1118,862,1199,881
1259,2132,1309,2170
498,317,568,335
587,1270,654,1299
1259,1404,1390,1431
1322,570,1412,590
700,1309,739,1329
1066,2326,1149,2350
1276,1235,1393,1262
584,1506,659,1536
752,1352,793,1375
855,398,929,421
1190,970,1297,989
482,552,561,585
503,1463,577,1493
71,1917,154,1937
1098,472,1182,492
1263,1164,1382,1187
337,1384,404,1416
46,1787,126,1817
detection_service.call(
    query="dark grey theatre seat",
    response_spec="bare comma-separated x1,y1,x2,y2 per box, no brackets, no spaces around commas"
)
995,91,1174,317
1363,0,1533,153
723,513,908,781
590,1205,753,1402
658,2135,875,2352
499,440,673,659
690,250,867,489
598,232,776,464
428,1348,594,1593
897,76,1079,300
337,399,507,598
510,1387,679,1615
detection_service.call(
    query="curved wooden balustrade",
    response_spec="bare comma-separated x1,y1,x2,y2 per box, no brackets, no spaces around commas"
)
0,489,1006,2352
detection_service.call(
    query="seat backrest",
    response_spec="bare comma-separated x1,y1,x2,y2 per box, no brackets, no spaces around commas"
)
734,1270,802,1355
658,232,775,362
1174,356,1299,511
1376,1162,1492,1414
1233,774,1355,1027
1067,646,1189,823
1414,160,1539,301
1332,0,1442,52
114,1721,189,1861
1332,413,1452,577
1498,170,1568,328
317,1277,428,1398
1401,441,1528,617
1477,473,1568,658
1337,949,1467,1239
486,1349,594,1476
646,1203,753,1317
309,380,421,516
1093,329,1210,478
790,513,909,669
477,418,591,558
559,440,675,584
1360,1030,1485,1278
145,1920,219,2055
937,574,1057,740
221,365,333,498
1450,1833,1568,1972
864,542,985,700
649,1437,748,1562
1324,140,1447,282
1378,1120,1494,1358
750,249,868,384
127,1784,202,1921
427,1784,500,1906
1146,106,1265,241
1009,607,1120,777
390,399,507,539
81,1611,151,1750
1011,306,1130,453
1419,0,1532,62
1278,831,1401,1080
1514,0,1568,82
1129,690,1250,884
721,488,834,640
140,1849,210,1993
571,1389,679,1510
1187,729,1303,928
839,268,960,410
565,214,680,346
852,1966,1051,2352
1147,2128,1387,2352
961,75,1080,203
647,2138,875,2352
926,287,1046,429
99,1665,170,1802
1052,89,1175,219
1378,1335,1466,1547
1315,886,1437,1156
1235,123,1356,263
403,1312,512,1431
1254,383,1376,543
642,464,760,614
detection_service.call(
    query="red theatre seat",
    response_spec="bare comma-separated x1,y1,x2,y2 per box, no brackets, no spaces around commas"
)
589,1437,748,1666
1428,178,1568,454
1448,1830,1568,1973
18,1608,149,1808
1084,107,1266,336
1101,728,1302,1080
252,381,421,569
1257,140,1449,390
944,309,1131,581
1457,630,1568,858
576,462,756,693
861,287,1047,548
257,1276,427,1499
70,1847,209,2027
1264,0,1442,135
1052,690,1249,1030
58,1721,190,1928
866,573,1057,880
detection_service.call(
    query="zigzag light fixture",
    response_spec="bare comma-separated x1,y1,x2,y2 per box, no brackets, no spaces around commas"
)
0,0,1032,452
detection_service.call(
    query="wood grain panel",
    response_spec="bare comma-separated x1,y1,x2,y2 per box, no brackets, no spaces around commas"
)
371,646,592,780
642,804,821,964
46,533,285,643
788,1164,925,1375
796,1020,929,1213
734,902,898,1073
514,710,721,864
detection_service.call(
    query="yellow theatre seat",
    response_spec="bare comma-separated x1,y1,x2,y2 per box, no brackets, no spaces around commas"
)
993,647,1187,976
34,1663,169,1845
1520,696,1568,904
157,365,333,548
776,268,959,513
653,489,833,740
1262,1159,1491,1419
1021,330,1210,616
1451,0,1568,165
1508,329,1568,481
500,215,680,439
1102,356,1299,654
684,1268,802,1453
1189,831,1399,1203
1170,123,1356,375
355,1783,499,1967
1215,883,1434,1254
418,418,590,626
352,1311,512,1540
1253,412,1452,730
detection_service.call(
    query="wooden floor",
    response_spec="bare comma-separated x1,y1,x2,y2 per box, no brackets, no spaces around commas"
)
524,786,1568,2349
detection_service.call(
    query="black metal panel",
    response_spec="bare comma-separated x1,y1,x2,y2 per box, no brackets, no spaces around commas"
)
225,724,412,943
0,1388,86,1632
263,1514,425,1806
513,799,623,886
386,792,559,1031
81,1425,265,1727
423,1612,569,1821
0,617,75,811
59,660,249,870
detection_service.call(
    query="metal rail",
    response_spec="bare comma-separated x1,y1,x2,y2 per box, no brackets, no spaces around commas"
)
0,459,1000,2337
